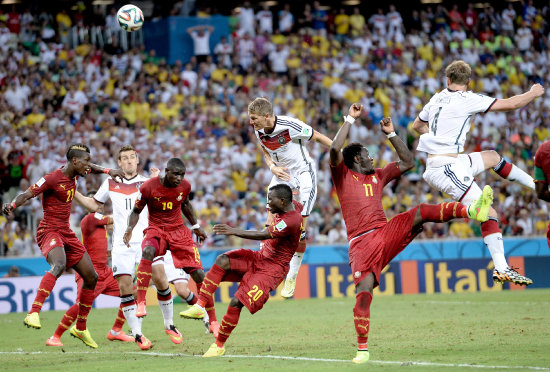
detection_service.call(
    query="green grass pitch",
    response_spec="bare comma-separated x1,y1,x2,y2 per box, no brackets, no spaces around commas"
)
1,289,549,371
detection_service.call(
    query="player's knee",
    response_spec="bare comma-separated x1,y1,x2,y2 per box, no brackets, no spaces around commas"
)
483,150,501,168
50,262,66,278
84,270,98,287
142,246,155,260
215,254,230,270
190,269,205,283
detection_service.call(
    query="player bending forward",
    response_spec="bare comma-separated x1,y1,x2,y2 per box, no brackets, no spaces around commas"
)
180,184,304,357
330,105,493,363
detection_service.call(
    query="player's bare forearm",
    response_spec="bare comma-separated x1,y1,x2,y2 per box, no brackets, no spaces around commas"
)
329,122,351,166
2,190,34,215
126,208,141,231
535,182,550,203
261,146,275,168
74,191,102,212
312,131,333,148
490,84,544,111
391,136,414,173
412,117,428,134
181,198,198,225
89,163,124,181
213,224,271,240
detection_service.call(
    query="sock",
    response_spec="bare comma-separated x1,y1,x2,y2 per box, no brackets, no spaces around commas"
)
286,252,304,280
121,294,141,336
112,304,125,332
53,303,78,338
420,202,467,222
493,158,535,190
481,219,508,271
76,288,94,331
184,291,197,305
197,264,226,307
354,291,372,349
216,305,242,347
30,272,57,313
136,259,153,304
157,287,173,329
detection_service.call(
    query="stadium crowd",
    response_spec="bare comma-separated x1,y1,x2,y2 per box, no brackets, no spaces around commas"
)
1,1,549,256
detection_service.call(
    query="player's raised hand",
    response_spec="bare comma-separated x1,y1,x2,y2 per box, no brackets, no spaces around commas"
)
380,117,395,135
149,167,160,177
349,103,363,119
108,168,125,183
123,228,132,247
272,165,291,181
192,226,207,245
530,83,545,98
213,224,235,236
2,203,14,216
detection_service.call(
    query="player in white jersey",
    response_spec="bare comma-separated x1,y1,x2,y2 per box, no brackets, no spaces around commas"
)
75,145,200,348
412,60,544,286
248,97,333,298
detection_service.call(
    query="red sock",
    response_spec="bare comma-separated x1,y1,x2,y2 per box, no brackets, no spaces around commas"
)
185,292,198,305
197,264,226,307
216,305,242,347
420,202,467,222
30,272,57,314
136,259,153,304
481,219,501,237
493,158,513,178
53,303,78,338
112,304,125,332
76,288,95,331
354,291,372,349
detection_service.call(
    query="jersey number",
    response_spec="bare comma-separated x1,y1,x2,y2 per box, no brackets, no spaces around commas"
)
247,285,264,302
125,198,132,210
431,107,442,134
363,184,373,197
162,202,173,210
66,189,75,202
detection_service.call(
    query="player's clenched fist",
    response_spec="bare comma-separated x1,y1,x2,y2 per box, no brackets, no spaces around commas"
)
530,83,545,98
349,103,363,118
380,117,395,134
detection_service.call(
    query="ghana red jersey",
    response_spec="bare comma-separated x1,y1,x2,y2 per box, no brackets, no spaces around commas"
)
260,201,304,267
29,169,78,229
534,140,550,182
80,213,110,269
330,159,401,239
135,176,191,230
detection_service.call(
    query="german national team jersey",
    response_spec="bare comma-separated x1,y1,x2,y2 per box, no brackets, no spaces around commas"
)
80,213,110,269
29,169,77,229
260,201,304,267
135,176,191,230
534,141,550,183
255,115,315,172
330,160,401,239
417,89,496,154
94,174,148,246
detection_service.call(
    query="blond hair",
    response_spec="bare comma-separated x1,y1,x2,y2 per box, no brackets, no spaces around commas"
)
248,97,273,116
445,60,471,85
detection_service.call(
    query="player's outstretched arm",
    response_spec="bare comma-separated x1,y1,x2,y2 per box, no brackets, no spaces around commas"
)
329,103,363,166
2,190,35,215
261,145,290,181
380,117,414,173
74,191,103,213
88,163,125,182
213,224,271,240
311,130,333,148
412,117,429,134
181,197,207,244
489,83,544,112
123,206,143,247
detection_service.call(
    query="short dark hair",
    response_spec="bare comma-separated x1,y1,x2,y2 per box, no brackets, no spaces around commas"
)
167,157,185,170
269,184,292,203
66,143,90,160
342,143,363,169
118,144,136,159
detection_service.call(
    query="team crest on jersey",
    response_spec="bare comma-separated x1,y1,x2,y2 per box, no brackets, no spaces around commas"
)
354,271,361,278
302,128,310,136
372,176,378,184
50,239,57,246
278,137,286,145
113,266,117,273
177,192,183,201
464,176,470,182
275,220,287,231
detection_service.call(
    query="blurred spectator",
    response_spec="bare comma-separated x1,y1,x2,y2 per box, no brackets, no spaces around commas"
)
3,265,21,277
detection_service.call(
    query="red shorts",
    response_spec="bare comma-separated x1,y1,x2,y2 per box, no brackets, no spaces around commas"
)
223,249,286,314
36,227,86,269
76,266,120,299
349,206,420,287
142,226,202,273
546,221,550,251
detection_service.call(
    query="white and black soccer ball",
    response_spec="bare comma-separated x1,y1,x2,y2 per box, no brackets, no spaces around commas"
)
117,4,144,32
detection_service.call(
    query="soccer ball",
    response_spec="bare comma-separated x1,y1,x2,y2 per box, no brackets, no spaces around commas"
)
117,4,144,32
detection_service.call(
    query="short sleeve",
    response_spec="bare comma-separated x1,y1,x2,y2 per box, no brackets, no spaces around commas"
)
534,166,547,182
379,162,402,185
134,181,150,210
329,157,347,188
93,213,111,226
268,213,300,239
466,92,497,114
279,117,314,141
28,173,54,197
418,103,430,122
93,178,110,204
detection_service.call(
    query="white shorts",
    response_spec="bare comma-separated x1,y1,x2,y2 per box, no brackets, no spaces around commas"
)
422,153,485,206
111,241,142,277
267,166,317,216
152,250,190,283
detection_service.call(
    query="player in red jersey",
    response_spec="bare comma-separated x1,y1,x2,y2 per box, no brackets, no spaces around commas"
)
122,158,215,334
329,105,493,364
46,191,134,347
2,144,124,348
180,184,304,357
534,140,550,250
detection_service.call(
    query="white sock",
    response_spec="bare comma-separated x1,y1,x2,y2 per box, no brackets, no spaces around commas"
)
122,303,141,336
286,252,304,280
483,233,508,271
184,292,195,305
110,329,120,336
158,287,174,329
507,165,535,190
